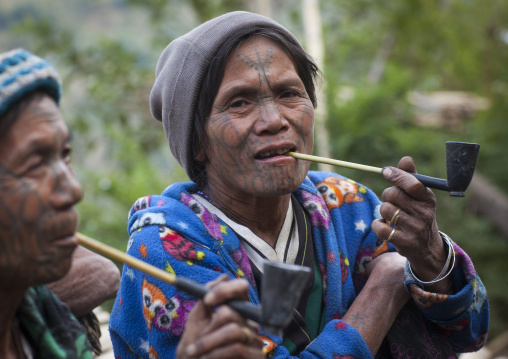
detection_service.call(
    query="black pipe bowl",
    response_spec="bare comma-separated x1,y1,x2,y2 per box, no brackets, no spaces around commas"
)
260,261,312,336
445,141,480,197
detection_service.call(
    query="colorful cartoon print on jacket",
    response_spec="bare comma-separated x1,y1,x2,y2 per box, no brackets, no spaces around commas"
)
300,189,330,228
316,177,366,210
110,172,489,359
142,278,194,336
159,225,205,265
180,192,222,241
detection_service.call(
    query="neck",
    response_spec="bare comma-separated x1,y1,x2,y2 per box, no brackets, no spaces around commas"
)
204,184,291,248
0,288,26,359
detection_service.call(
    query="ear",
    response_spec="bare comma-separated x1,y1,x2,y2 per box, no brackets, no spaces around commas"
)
193,133,208,163
195,145,208,162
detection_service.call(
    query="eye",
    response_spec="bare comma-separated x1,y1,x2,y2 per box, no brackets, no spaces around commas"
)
230,99,247,108
280,90,299,99
62,145,72,164
26,156,44,173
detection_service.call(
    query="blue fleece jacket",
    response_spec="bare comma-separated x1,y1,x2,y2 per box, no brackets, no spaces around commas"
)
109,172,489,358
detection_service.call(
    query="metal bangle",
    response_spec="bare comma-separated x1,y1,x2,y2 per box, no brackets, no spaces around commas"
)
407,232,455,285
433,232,453,279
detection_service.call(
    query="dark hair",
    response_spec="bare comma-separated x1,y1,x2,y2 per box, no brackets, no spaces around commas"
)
0,91,48,141
191,27,321,189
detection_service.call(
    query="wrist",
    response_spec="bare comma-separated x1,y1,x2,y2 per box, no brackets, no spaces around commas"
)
405,232,455,292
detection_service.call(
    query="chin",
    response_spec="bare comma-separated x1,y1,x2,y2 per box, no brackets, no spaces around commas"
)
32,249,75,286
279,166,308,192
37,262,72,286
258,174,305,197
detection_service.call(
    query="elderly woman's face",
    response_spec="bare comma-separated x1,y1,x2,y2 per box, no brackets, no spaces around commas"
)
0,95,82,288
201,36,314,197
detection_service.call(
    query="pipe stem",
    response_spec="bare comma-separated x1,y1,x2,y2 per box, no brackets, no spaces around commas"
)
287,152,383,174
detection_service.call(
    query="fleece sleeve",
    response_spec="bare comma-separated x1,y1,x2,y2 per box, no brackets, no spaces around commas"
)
404,241,489,353
109,222,244,359
109,224,379,359
267,320,373,358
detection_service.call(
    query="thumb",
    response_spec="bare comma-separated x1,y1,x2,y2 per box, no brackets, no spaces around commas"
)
397,156,417,173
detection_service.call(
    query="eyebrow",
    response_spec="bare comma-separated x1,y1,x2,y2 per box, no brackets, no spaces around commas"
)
216,83,259,103
217,77,305,102
15,129,73,162
269,78,306,92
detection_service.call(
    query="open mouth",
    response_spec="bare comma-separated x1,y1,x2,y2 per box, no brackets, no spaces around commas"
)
255,147,296,160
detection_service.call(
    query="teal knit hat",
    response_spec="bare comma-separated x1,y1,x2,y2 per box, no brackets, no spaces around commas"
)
0,48,61,118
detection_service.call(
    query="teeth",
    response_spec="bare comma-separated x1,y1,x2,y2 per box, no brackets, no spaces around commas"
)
258,148,292,158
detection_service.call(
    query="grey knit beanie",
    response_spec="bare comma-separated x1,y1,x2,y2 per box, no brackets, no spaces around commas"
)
150,11,304,182
0,48,61,118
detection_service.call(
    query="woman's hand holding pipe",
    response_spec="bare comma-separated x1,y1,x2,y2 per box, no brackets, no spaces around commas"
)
176,275,264,359
371,156,453,294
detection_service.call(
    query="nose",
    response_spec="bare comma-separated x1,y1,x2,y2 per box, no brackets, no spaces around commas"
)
255,98,289,134
50,161,83,209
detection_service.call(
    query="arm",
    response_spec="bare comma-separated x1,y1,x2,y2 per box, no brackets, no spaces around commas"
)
343,252,410,356
371,156,489,352
48,245,121,317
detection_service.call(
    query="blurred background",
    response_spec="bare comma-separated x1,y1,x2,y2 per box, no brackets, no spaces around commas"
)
1,0,507,356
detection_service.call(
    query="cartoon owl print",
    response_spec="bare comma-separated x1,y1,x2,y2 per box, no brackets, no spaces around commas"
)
129,211,166,234
316,177,365,210
166,298,196,336
159,225,205,264
142,278,179,331
131,196,152,217
301,190,330,228
180,193,222,240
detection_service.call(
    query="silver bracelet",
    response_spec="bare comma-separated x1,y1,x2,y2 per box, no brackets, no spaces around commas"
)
407,231,455,285
431,232,453,279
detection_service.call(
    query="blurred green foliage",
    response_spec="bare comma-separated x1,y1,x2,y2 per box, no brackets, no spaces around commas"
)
1,0,507,341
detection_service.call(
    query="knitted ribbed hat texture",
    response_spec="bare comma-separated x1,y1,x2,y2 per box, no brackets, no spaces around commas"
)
150,11,303,182
0,49,61,118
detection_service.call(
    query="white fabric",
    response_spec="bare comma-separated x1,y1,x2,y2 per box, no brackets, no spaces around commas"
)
191,194,299,271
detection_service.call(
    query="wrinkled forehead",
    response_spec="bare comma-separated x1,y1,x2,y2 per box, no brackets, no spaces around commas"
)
218,36,300,91
13,94,64,129
0,95,67,161
226,34,298,69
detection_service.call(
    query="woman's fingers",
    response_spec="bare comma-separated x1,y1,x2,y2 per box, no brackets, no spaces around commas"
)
397,156,417,173
382,156,437,203
201,304,257,335
382,166,433,202
379,203,405,227
176,299,209,358
177,276,263,359
374,157,443,260
205,273,231,288
203,278,250,308
186,321,263,358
